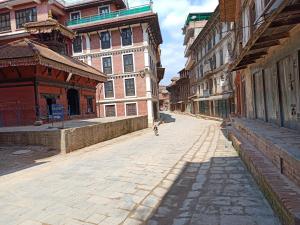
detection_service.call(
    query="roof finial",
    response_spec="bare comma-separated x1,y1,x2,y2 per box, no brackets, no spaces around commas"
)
48,10,53,19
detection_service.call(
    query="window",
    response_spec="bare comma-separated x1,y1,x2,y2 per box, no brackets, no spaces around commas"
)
208,38,212,51
0,13,10,32
99,6,110,15
70,11,80,20
126,103,137,116
100,31,111,49
125,78,135,97
105,105,116,117
15,7,37,29
73,36,82,53
200,65,204,77
219,49,224,66
102,57,112,74
219,24,223,39
86,97,94,113
123,54,134,73
104,80,114,98
121,28,132,46
213,54,217,69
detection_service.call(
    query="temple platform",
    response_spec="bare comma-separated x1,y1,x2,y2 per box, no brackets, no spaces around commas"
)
0,116,148,153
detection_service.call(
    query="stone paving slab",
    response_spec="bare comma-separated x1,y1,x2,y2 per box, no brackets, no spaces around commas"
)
148,122,281,225
0,113,281,225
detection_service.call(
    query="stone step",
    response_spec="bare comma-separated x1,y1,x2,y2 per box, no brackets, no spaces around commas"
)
228,127,300,225
231,119,300,188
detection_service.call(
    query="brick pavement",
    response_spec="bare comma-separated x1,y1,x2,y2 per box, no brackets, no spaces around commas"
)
0,113,280,225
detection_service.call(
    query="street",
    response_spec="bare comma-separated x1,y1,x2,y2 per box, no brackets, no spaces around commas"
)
0,113,281,225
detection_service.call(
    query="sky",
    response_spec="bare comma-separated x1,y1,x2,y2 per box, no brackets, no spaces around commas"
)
128,0,219,85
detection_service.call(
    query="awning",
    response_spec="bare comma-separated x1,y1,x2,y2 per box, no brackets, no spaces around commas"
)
208,93,232,101
194,93,232,102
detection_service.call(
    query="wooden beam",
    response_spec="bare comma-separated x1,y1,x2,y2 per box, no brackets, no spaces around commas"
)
233,66,247,71
282,4,300,13
257,32,289,43
244,51,268,59
237,59,257,68
251,40,280,50
270,16,300,27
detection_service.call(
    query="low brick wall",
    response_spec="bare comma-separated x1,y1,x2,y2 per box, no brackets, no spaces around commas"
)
0,116,148,153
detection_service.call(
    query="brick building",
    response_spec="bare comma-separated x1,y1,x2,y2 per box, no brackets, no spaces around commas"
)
66,0,164,123
167,69,190,113
0,1,106,127
230,0,300,131
0,0,164,126
167,77,179,112
220,1,300,224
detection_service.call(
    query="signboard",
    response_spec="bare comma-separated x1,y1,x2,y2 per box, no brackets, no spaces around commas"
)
51,104,64,120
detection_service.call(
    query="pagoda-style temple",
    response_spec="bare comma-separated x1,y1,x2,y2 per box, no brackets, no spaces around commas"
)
0,18,106,127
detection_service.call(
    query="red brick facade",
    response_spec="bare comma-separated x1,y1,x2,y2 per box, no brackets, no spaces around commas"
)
0,0,163,126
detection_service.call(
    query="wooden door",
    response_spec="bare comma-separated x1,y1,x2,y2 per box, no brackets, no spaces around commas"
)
253,71,266,121
277,54,300,130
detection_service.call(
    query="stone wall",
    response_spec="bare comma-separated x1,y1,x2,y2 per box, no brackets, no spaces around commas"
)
63,116,148,153
0,130,62,150
0,116,148,154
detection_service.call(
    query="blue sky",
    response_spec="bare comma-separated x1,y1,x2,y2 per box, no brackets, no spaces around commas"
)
129,0,218,85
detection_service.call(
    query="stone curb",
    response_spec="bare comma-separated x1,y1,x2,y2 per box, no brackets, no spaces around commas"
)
228,128,300,225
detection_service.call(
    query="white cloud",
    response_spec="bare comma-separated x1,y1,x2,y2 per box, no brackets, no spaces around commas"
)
129,0,219,84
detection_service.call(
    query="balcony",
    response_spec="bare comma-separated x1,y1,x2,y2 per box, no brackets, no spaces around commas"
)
67,4,152,26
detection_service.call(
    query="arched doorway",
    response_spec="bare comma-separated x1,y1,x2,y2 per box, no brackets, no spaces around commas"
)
67,89,80,116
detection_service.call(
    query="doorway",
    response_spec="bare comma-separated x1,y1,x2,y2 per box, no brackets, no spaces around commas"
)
67,89,80,116
46,97,56,116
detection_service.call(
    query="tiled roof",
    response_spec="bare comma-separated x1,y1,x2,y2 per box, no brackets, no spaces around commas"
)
24,19,75,40
0,39,106,82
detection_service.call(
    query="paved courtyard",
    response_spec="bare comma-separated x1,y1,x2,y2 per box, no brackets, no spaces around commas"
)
0,113,281,225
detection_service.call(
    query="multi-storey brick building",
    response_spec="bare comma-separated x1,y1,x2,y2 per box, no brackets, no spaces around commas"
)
0,0,164,126
66,0,164,123
188,7,235,118
167,77,179,112
167,69,190,113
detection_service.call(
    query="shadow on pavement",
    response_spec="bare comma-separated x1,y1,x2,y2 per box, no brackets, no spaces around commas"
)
146,156,281,225
160,112,176,124
0,145,59,176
